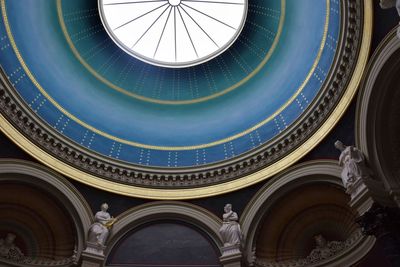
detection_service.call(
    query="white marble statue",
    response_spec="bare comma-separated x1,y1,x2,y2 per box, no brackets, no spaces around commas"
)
334,141,372,192
88,203,116,246
219,204,242,247
0,233,24,261
380,0,400,38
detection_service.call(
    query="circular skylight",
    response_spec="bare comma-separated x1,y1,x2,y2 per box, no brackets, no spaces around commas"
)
99,0,247,68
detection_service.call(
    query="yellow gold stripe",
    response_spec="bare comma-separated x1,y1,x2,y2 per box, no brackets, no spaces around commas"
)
0,0,373,199
2,0,329,150
56,0,285,105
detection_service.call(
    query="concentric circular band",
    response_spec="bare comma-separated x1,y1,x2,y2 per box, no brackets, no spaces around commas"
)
0,0,372,199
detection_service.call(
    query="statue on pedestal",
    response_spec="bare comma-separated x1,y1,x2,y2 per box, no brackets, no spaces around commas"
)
219,204,242,247
334,141,372,192
88,203,116,246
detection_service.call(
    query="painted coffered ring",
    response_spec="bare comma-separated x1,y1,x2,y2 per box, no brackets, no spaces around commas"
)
0,0,372,199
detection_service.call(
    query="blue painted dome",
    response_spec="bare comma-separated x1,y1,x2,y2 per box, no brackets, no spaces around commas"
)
0,0,370,198
0,0,339,167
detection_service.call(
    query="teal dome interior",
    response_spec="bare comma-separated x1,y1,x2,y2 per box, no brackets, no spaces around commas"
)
0,0,340,167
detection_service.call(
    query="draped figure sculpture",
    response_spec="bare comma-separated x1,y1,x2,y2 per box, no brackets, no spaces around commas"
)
88,203,116,246
334,141,371,192
219,204,242,247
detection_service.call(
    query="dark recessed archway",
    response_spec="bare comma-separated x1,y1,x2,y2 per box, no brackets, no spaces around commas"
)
0,182,76,260
357,28,400,196
106,221,221,267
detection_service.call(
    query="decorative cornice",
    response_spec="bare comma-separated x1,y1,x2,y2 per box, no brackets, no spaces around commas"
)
0,0,371,198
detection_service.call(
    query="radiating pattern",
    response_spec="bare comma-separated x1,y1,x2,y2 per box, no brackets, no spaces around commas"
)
100,0,247,67
61,0,279,103
0,0,341,168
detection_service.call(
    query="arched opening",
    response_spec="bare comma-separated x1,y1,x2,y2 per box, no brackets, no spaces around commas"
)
255,183,357,262
0,182,76,263
0,160,92,266
106,220,221,267
241,161,375,266
357,28,400,196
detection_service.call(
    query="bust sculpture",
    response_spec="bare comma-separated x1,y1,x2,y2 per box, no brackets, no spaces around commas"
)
307,234,345,263
0,233,24,262
219,204,242,247
334,141,372,192
380,0,400,38
87,203,116,246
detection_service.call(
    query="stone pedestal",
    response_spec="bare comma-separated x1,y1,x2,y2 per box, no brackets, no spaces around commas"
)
81,242,106,267
219,245,242,267
348,178,394,215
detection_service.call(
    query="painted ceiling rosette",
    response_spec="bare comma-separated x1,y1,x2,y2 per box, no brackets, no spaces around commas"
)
0,0,371,199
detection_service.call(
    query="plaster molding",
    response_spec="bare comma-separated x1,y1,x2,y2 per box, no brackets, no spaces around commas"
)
0,159,93,264
104,201,223,265
0,0,372,199
240,160,375,266
356,27,400,196
241,160,343,236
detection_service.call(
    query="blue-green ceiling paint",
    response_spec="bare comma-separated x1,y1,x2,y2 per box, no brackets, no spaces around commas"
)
0,0,340,167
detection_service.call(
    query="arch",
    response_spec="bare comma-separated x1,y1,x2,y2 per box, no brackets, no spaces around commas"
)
356,27,400,202
0,159,93,262
105,201,223,264
240,160,375,266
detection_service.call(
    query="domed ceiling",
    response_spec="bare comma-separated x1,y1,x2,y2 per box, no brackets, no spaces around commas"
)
0,0,371,199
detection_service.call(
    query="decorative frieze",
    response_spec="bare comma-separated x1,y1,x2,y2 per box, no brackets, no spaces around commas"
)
0,233,77,266
254,231,363,267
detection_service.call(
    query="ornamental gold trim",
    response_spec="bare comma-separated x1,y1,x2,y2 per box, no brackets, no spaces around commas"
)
0,0,372,199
